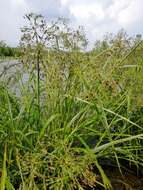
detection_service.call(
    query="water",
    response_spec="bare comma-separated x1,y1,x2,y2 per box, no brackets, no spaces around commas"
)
0,59,21,78
0,60,29,96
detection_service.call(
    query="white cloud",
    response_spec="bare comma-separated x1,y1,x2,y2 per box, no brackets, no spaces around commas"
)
60,0,70,6
70,3,105,21
65,0,143,43
11,0,27,7
0,0,143,46
0,0,30,45
107,0,131,19
117,0,143,27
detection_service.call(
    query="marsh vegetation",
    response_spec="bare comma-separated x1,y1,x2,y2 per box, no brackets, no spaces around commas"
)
0,13,143,190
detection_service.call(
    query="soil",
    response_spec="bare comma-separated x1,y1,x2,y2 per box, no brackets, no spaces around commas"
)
98,166,143,190
81,164,143,190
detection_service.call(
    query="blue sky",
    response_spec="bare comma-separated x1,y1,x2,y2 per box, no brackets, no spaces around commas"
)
0,0,143,46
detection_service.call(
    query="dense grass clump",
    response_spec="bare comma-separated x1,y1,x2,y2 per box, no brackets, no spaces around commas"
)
0,13,143,189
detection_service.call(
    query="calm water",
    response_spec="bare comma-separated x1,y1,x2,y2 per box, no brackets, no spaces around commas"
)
0,60,29,95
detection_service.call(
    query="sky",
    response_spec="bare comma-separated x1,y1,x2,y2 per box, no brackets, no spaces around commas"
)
0,0,143,47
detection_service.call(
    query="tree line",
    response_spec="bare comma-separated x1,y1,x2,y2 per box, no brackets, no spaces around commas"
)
0,41,21,57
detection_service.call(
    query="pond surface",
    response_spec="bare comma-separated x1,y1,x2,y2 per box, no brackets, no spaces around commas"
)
0,60,29,96
0,59,21,77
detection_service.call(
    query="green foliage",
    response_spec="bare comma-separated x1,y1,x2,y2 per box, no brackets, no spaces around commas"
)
0,41,21,58
0,13,143,189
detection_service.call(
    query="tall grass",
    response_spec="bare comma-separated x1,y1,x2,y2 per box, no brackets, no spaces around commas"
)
0,14,143,189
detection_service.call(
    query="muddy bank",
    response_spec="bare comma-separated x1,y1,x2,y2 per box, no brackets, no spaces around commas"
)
80,164,143,190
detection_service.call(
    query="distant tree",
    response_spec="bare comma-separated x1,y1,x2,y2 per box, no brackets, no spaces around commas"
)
0,40,7,47
92,29,133,58
0,40,21,57
134,34,142,44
